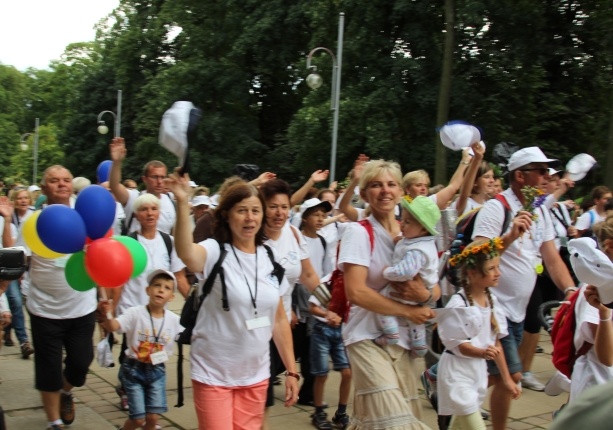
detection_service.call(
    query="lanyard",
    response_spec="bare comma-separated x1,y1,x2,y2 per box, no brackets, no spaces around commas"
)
230,244,258,316
146,306,165,344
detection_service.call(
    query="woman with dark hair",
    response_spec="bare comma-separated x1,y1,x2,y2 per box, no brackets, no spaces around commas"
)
450,142,494,216
166,174,298,430
259,179,329,421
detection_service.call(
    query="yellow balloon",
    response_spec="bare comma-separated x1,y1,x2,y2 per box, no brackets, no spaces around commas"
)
23,210,65,259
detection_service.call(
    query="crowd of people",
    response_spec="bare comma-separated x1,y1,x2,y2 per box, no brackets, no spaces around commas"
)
1,136,613,430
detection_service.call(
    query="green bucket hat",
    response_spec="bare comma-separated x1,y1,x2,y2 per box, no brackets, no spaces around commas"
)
399,195,441,236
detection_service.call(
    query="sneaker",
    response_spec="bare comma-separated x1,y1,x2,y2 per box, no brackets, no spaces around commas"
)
480,408,489,420
116,386,129,411
20,341,34,359
521,372,545,391
420,370,438,411
60,392,75,425
332,412,349,429
311,411,333,430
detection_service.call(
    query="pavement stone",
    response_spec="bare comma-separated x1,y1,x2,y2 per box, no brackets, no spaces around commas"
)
0,297,566,429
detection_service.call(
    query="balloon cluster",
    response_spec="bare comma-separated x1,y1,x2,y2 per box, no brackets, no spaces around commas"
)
23,185,147,291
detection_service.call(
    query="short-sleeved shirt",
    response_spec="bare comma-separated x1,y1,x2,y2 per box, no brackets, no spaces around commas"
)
124,189,176,234
472,188,555,322
575,209,604,232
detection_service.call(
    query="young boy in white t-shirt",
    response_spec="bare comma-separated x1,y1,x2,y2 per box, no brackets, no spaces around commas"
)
377,196,441,356
100,269,183,430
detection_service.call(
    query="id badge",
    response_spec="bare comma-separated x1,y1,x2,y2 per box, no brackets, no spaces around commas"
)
246,316,271,330
150,350,169,365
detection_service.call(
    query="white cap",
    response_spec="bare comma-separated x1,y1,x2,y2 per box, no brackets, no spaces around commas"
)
27,185,40,192
568,238,613,305
147,269,178,291
188,180,198,188
548,168,562,177
209,194,220,208
299,198,333,216
439,121,482,151
192,195,211,207
507,147,558,171
566,153,597,181
159,101,195,167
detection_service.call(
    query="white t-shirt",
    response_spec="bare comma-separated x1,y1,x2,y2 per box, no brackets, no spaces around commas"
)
116,305,183,362
303,235,334,279
547,197,573,250
575,209,604,232
113,201,126,236
571,284,613,401
472,188,555,322
338,215,416,348
190,239,289,387
450,197,482,218
265,223,309,321
124,189,176,234
27,253,97,319
117,232,185,315
12,210,33,252
0,217,18,246
0,294,10,314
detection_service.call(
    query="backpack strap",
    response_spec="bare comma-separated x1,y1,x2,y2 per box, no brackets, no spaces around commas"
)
129,230,173,264
357,219,375,252
589,210,595,227
263,244,286,284
317,234,327,253
494,194,512,235
176,241,227,408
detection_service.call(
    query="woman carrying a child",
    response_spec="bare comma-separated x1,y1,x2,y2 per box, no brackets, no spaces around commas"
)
166,174,299,430
437,238,520,430
339,159,436,430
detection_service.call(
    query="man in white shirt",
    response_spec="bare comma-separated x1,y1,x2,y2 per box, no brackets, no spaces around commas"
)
472,147,577,430
27,165,98,430
109,137,176,234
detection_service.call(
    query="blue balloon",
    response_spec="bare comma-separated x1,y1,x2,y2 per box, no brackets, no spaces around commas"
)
37,205,87,254
97,160,112,183
75,185,116,240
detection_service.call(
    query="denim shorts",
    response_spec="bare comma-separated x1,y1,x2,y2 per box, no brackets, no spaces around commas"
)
487,318,523,376
120,359,167,419
310,321,350,376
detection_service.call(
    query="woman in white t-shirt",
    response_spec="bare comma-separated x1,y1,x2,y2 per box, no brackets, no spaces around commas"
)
168,177,298,430
338,159,436,429
259,179,325,416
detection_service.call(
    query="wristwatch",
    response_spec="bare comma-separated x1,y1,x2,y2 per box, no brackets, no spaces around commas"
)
285,371,301,381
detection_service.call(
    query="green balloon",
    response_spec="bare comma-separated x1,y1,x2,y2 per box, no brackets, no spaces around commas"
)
113,235,148,277
65,251,96,292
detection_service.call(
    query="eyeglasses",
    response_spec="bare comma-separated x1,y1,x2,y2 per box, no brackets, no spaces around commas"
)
520,167,548,176
146,175,166,181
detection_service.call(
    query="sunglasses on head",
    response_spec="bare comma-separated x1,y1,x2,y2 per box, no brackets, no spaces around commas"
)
520,167,548,175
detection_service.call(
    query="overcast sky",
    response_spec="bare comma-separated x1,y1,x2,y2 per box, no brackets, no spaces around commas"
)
0,0,120,71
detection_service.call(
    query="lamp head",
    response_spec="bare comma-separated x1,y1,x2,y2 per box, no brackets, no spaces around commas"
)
306,73,323,90
97,121,109,135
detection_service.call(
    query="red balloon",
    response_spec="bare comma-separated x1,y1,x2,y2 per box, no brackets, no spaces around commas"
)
85,238,134,288
86,228,113,245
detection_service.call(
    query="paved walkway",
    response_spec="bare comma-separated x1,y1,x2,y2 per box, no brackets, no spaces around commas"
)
0,296,566,429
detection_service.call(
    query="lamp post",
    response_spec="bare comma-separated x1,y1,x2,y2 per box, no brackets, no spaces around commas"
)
20,117,39,185
97,90,123,137
306,13,344,185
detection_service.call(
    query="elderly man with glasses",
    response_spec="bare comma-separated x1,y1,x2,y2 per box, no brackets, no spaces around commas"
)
471,147,577,430
109,137,176,234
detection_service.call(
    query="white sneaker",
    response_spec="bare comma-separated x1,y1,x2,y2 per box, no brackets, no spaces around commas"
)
522,372,545,391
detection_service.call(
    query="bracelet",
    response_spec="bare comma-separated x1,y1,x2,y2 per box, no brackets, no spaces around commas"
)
285,371,301,382
564,287,578,295
600,317,611,322
416,290,434,306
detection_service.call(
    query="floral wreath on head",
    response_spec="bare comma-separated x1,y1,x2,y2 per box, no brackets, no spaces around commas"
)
449,237,504,268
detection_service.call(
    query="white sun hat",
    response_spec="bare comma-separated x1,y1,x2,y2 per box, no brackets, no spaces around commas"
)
439,120,482,151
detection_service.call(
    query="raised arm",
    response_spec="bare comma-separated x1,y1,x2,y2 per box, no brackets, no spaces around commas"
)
338,155,369,222
0,197,15,248
164,171,207,274
290,169,330,207
109,137,130,206
454,142,484,215
434,148,472,209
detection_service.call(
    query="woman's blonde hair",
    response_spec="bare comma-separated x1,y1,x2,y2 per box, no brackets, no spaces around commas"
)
133,193,160,212
402,169,430,191
358,160,402,193
593,214,613,249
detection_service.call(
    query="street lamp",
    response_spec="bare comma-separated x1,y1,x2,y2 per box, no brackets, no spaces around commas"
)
20,117,39,185
97,90,123,137
306,12,345,185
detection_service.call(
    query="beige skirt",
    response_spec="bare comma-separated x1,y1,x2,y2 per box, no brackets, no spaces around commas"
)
347,340,432,430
